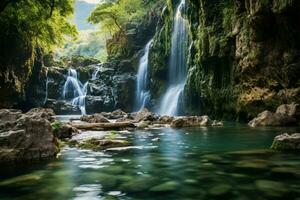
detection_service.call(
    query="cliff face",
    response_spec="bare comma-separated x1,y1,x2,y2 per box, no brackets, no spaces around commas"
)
0,31,43,109
149,0,300,120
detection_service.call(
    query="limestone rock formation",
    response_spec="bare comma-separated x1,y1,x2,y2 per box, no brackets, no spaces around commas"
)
0,109,59,163
271,133,300,151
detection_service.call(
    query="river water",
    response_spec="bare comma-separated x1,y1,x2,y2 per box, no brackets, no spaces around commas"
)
0,124,299,200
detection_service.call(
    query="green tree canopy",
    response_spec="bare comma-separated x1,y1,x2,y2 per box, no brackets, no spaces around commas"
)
0,0,77,52
88,0,146,35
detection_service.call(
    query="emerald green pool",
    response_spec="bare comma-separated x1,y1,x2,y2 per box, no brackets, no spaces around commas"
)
1,123,300,200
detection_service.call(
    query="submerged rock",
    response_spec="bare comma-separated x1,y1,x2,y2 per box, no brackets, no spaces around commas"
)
248,111,297,127
171,116,211,128
255,180,288,198
0,109,59,163
271,133,300,151
208,184,232,196
150,181,179,192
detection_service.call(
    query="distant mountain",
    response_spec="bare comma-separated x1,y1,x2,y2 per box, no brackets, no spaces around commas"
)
74,0,97,30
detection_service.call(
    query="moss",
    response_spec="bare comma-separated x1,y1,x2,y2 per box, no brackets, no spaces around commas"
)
51,121,62,130
78,138,131,151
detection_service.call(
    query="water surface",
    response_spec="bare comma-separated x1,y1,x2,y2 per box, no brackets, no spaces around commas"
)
0,123,299,200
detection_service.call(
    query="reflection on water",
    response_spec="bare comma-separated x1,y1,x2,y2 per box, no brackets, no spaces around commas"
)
0,124,300,200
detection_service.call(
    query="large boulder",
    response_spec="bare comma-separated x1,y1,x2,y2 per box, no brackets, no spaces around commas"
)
80,114,110,123
0,109,59,163
52,122,79,139
133,108,158,122
248,111,297,127
271,133,300,151
26,108,56,122
170,116,212,128
0,109,22,122
101,109,128,119
276,102,300,119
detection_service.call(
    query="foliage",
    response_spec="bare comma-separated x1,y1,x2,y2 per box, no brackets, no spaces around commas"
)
0,0,77,53
88,0,155,35
55,30,107,61
51,121,62,130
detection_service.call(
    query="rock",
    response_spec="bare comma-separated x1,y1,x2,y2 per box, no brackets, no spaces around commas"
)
80,114,110,123
157,115,174,124
101,109,128,119
133,108,158,122
0,109,22,122
248,111,297,127
208,184,232,196
119,176,157,193
271,167,300,178
25,108,56,122
45,99,80,115
0,110,59,163
212,120,224,127
170,115,212,128
150,181,179,192
52,122,78,139
135,121,150,129
234,159,269,173
77,138,131,151
255,180,288,197
271,133,300,151
151,137,160,142
276,102,300,119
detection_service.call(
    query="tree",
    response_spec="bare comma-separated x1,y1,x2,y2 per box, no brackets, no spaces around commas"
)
0,0,77,53
88,0,145,35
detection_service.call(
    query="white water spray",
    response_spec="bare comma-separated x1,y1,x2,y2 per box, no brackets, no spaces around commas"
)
63,69,88,115
135,40,153,110
158,0,188,116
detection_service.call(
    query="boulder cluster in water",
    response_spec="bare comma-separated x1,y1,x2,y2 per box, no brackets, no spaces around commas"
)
1,104,299,165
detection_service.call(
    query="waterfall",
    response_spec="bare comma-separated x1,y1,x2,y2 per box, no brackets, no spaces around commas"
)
158,0,188,116
44,77,49,105
135,39,153,111
92,66,100,80
63,69,88,115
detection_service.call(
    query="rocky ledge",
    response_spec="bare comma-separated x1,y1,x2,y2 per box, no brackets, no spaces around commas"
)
71,108,223,131
0,108,59,164
249,103,299,127
271,133,300,151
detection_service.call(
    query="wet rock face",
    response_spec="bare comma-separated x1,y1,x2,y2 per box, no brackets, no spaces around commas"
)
271,133,300,151
149,0,300,120
0,109,59,163
41,61,136,114
45,99,81,115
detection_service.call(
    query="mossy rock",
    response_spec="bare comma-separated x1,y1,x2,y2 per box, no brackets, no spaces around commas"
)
78,138,131,151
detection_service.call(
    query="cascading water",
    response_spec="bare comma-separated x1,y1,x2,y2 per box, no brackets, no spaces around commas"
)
44,77,49,105
158,0,188,116
63,69,88,115
135,39,153,111
92,66,100,80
